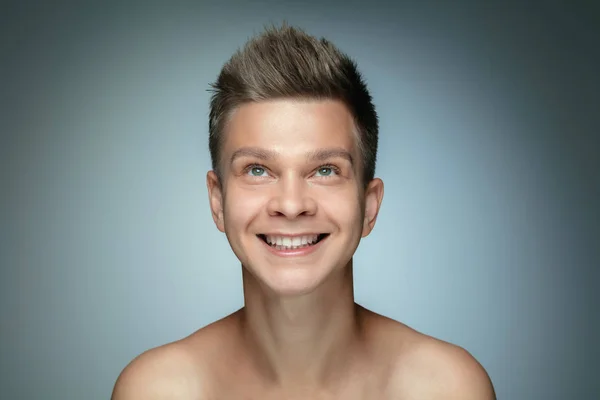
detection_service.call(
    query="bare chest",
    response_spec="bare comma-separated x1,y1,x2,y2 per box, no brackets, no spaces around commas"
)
205,367,397,400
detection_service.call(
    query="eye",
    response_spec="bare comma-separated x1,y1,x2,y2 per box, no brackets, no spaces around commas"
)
314,166,337,177
247,165,268,177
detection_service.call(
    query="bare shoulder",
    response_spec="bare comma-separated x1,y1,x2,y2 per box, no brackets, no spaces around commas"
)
111,340,207,399
393,334,496,399
360,307,496,399
111,312,240,400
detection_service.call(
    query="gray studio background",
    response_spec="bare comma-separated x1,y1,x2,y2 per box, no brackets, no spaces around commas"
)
1,1,598,399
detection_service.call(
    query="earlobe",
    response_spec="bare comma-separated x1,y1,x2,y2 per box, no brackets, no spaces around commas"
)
361,178,384,238
206,170,225,232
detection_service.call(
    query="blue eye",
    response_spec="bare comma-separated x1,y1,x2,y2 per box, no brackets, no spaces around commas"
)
248,166,267,177
315,166,336,177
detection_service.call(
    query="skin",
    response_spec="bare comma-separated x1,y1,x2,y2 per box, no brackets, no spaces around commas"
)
112,99,496,399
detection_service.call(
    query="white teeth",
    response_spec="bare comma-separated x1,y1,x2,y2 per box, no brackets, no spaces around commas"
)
264,234,320,249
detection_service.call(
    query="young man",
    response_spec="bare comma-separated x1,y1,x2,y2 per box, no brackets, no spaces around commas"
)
112,25,496,399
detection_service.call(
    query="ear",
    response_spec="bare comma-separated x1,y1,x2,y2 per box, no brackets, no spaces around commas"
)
361,178,384,238
206,170,225,232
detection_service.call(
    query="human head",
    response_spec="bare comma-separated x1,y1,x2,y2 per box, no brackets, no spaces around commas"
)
208,24,378,187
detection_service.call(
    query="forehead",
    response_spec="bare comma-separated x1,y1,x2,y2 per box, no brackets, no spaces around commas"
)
222,99,358,157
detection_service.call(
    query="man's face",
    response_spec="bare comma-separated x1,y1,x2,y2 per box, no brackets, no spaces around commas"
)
207,99,383,295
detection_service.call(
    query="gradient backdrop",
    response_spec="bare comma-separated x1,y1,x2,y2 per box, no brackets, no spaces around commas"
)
1,1,598,399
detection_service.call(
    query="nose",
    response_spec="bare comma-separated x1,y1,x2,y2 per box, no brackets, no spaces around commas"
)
266,174,317,219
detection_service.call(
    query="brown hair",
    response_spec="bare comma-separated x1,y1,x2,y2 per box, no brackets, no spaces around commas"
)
208,24,378,186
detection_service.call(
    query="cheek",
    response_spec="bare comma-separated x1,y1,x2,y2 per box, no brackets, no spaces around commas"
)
222,186,269,229
319,189,364,226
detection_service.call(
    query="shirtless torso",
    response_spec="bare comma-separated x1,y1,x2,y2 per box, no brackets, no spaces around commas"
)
112,305,495,399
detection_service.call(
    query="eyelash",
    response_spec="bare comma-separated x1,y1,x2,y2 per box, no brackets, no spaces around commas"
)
315,164,340,177
243,164,340,178
244,164,270,177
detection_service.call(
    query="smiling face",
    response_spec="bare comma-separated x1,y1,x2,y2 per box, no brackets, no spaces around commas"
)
207,99,383,296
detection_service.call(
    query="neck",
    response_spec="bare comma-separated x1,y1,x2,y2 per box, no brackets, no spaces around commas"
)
238,262,364,390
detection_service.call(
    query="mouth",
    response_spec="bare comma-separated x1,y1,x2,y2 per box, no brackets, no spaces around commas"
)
257,233,329,251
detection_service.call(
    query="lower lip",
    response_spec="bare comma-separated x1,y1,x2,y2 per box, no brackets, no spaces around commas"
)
260,236,327,257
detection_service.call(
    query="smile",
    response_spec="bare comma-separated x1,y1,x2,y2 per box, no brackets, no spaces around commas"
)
257,233,329,255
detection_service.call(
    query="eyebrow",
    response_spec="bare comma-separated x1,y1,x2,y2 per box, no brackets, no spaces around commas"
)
230,147,278,164
230,147,354,165
305,148,354,165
